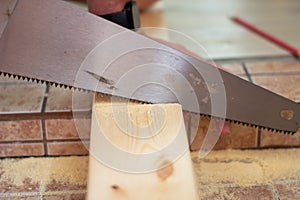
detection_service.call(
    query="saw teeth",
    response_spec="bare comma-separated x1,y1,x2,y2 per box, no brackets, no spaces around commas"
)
0,72,297,135
224,118,295,135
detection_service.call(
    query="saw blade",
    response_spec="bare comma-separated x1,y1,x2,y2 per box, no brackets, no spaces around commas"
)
0,0,299,134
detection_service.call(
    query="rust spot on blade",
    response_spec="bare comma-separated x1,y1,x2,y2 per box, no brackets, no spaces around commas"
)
5,9,11,17
156,160,174,182
280,110,294,120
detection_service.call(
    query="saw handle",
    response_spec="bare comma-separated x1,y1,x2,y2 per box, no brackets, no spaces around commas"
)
99,1,140,29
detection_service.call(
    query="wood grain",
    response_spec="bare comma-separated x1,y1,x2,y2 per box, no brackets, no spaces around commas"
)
87,95,198,199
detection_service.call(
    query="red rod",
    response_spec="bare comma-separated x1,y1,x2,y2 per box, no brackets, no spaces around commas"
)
231,16,300,57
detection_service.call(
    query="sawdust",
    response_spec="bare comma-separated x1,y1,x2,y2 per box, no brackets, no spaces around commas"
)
1,149,300,199
0,156,88,186
192,149,300,186
192,149,300,199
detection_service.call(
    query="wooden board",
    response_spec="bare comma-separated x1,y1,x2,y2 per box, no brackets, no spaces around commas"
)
87,95,198,199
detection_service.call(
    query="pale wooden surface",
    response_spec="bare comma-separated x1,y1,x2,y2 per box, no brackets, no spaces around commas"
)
87,97,198,199
67,0,300,59
162,0,300,59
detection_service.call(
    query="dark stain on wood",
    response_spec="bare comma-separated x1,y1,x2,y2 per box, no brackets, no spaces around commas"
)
156,160,174,182
111,185,119,190
111,184,128,196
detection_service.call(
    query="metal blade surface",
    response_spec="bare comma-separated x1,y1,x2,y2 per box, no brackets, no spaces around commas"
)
0,0,299,133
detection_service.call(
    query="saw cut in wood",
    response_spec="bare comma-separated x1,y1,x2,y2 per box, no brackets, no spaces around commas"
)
0,0,299,134
87,95,198,199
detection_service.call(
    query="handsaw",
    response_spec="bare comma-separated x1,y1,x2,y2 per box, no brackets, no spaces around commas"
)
0,0,299,134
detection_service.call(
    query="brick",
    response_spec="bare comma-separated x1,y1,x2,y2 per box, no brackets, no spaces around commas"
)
261,129,300,147
46,119,90,140
43,193,86,200
45,179,86,192
199,185,273,200
275,181,300,199
190,114,257,151
0,75,26,83
0,83,45,113
47,141,89,156
0,177,39,193
46,86,93,112
0,196,39,200
0,143,44,157
45,87,72,112
0,120,42,141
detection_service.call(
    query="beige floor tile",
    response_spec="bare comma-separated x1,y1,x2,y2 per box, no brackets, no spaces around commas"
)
247,61,300,74
252,75,300,102
64,0,87,11
221,63,245,75
68,0,297,59
162,0,296,59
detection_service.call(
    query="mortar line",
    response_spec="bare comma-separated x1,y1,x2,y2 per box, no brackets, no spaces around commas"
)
249,71,300,77
39,182,45,200
242,62,253,82
0,111,91,121
270,184,281,200
257,127,261,148
0,138,89,144
213,54,296,63
41,84,50,156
